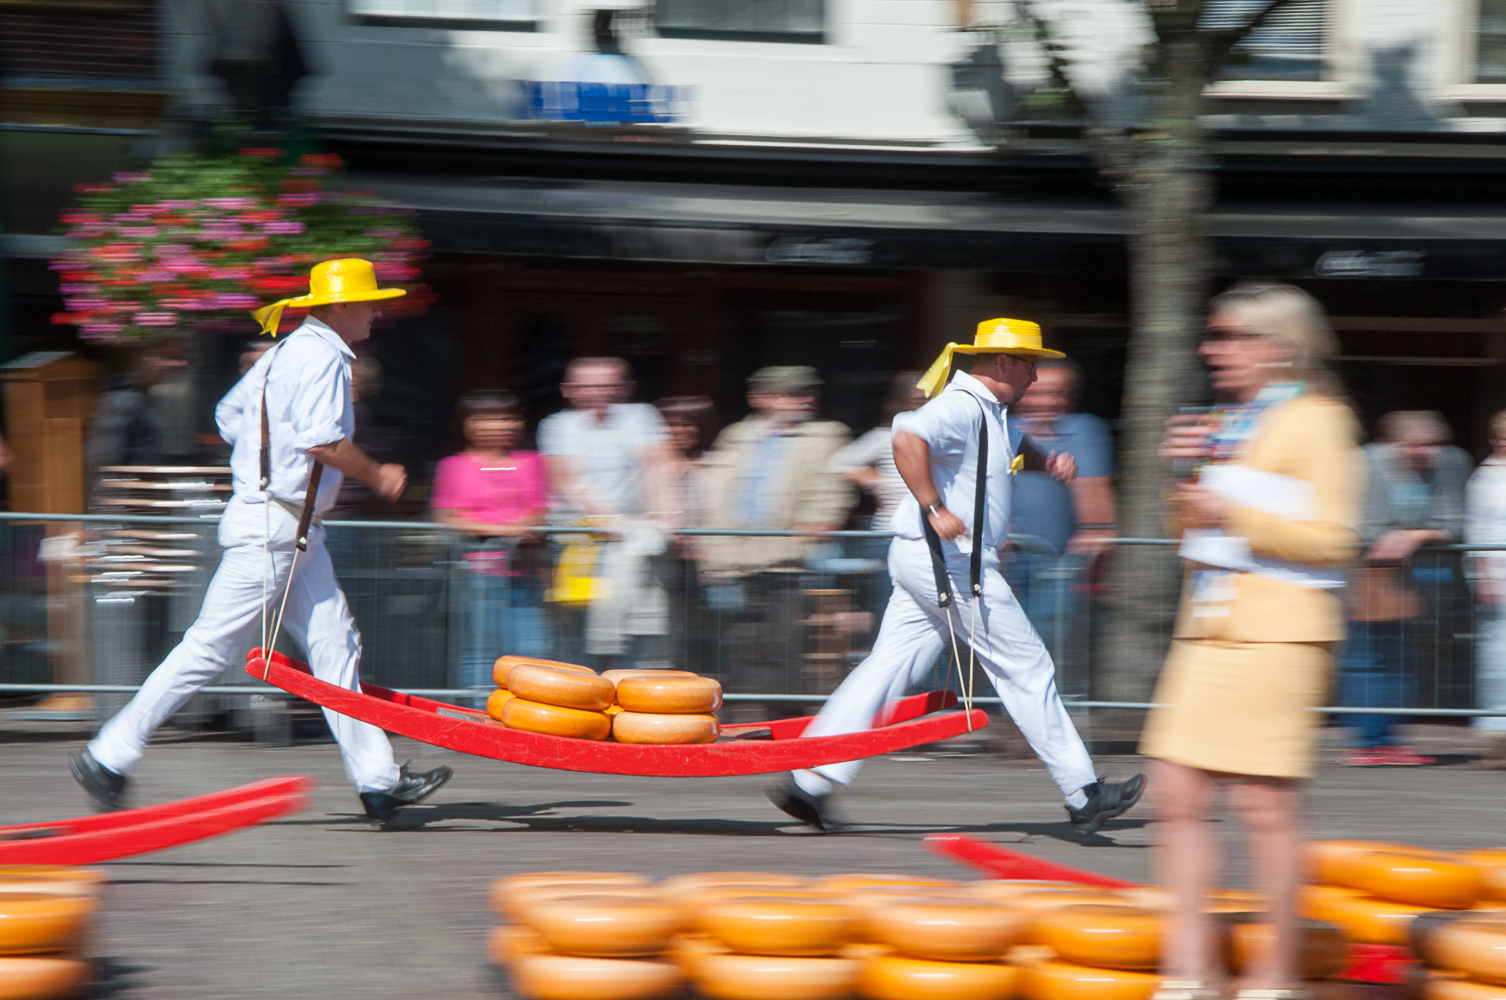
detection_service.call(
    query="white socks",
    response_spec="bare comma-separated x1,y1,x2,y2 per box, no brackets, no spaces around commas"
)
1065,788,1090,810
792,768,834,798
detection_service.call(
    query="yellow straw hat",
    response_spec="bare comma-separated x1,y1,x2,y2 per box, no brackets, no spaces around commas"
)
916,318,1065,397
252,258,407,336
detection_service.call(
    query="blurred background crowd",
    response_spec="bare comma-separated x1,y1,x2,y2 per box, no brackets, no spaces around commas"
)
6,0,1506,748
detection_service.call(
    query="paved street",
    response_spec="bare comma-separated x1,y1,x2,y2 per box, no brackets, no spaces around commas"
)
1,715,1501,999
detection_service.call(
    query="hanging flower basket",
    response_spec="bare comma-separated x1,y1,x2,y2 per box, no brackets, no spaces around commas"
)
50,148,433,344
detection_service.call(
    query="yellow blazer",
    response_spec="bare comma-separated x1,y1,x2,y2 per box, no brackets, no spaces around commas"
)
1172,395,1362,643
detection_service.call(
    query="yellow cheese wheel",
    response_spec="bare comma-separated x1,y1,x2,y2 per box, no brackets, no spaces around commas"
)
1227,920,1348,980
1307,841,1444,887
600,669,699,685
702,896,854,957
662,873,807,896
491,873,650,921
857,954,1018,1000
684,889,836,932
1017,959,1159,1000
1007,890,1127,946
614,675,722,715
612,712,719,745
487,688,516,720
1006,945,1058,968
509,954,684,1000
508,665,617,712
491,924,551,966
495,656,598,689
501,697,613,740
1337,853,1484,910
1420,917,1506,985
815,875,959,894
668,934,730,977
841,942,896,960
0,956,91,1000
0,869,104,897
0,893,95,955
1306,892,1435,945
524,893,683,958
1114,887,1265,915
692,953,860,1000
1300,885,1366,918
1424,979,1506,1000
1032,904,1160,971
967,881,1097,903
1459,854,1506,903
865,895,1027,962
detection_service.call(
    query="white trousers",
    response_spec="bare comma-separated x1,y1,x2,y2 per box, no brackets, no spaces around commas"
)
794,537,1097,800
90,497,401,794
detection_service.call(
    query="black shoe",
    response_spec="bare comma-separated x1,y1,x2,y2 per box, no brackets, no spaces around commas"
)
1067,773,1146,834
359,761,454,822
69,748,129,812
765,781,838,833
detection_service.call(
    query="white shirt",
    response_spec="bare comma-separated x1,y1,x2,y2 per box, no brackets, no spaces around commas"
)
1467,458,1506,583
889,370,1015,555
216,318,353,515
537,403,668,519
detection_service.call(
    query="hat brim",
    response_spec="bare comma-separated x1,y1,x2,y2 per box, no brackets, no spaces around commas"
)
286,287,407,308
954,344,1066,360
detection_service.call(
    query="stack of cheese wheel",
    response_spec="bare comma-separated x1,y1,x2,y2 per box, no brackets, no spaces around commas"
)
1017,903,1163,1000
1457,852,1506,914
487,871,685,1000
495,661,615,740
857,891,1024,1000
609,671,722,746
1303,841,1486,947
1412,911,1506,1000
0,867,104,1000
693,880,859,1000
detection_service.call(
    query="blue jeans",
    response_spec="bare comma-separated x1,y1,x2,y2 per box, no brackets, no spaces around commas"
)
461,569,547,697
1338,619,1411,748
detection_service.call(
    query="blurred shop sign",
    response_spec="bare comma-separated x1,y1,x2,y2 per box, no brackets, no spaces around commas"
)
765,237,875,265
523,82,688,123
1315,249,1425,277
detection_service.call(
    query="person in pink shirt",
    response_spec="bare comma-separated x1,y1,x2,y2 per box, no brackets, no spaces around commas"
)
432,391,550,698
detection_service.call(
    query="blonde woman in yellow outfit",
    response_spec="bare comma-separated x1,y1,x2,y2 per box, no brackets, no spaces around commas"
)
1143,283,1360,1000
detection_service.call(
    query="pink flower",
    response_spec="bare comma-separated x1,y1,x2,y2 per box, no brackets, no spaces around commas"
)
261,221,305,234
204,198,257,210
112,172,151,184
134,312,178,327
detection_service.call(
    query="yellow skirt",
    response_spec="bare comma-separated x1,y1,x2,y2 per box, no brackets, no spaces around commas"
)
1139,639,1332,779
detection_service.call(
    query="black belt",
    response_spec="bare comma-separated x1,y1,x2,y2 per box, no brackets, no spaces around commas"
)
922,397,989,608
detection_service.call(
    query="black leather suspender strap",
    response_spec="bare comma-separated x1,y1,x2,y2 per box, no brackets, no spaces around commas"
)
922,394,991,607
258,342,326,553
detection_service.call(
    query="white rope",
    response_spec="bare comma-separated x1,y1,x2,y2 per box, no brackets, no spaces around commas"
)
266,545,302,671
963,589,979,731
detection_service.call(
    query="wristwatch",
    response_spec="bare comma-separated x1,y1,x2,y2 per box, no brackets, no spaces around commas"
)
926,502,944,516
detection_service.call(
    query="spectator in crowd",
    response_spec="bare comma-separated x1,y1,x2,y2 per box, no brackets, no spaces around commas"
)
1147,282,1360,1000
1465,408,1506,766
238,339,273,375
656,395,719,668
538,357,674,669
432,391,550,698
699,366,853,704
1342,409,1470,766
326,357,393,521
1007,358,1117,673
85,342,187,484
830,372,926,531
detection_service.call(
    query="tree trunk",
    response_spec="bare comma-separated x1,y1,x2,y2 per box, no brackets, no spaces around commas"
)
1100,44,1215,703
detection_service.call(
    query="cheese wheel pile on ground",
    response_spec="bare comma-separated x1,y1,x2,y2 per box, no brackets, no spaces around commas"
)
1303,839,1491,948
1413,911,1506,1000
487,872,685,1000
0,867,104,1000
857,895,1024,1000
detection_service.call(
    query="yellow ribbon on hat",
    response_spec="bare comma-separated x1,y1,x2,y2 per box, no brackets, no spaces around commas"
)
915,317,1065,398
251,258,408,337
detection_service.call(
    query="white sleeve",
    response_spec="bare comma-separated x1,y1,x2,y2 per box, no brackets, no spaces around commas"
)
289,350,349,450
537,413,570,456
830,428,888,472
214,362,260,445
893,394,967,455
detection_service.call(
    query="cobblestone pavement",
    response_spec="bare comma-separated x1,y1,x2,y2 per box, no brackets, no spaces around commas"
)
1,716,1500,999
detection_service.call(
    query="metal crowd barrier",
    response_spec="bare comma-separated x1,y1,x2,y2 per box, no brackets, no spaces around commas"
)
0,511,1503,734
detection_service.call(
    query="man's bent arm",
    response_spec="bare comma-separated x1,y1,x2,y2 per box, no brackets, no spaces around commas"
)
308,438,405,501
893,430,940,508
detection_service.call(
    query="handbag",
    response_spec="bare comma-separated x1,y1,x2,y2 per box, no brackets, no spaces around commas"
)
1347,565,1421,622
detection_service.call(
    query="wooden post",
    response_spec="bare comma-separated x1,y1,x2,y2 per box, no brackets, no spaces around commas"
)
0,351,104,702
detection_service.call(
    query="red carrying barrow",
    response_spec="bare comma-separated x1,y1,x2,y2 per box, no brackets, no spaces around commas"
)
0,775,313,865
246,649,988,778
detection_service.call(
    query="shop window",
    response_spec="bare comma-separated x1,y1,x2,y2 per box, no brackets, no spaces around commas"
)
654,0,824,43
1479,0,1506,82
348,0,538,30
1203,0,1325,81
